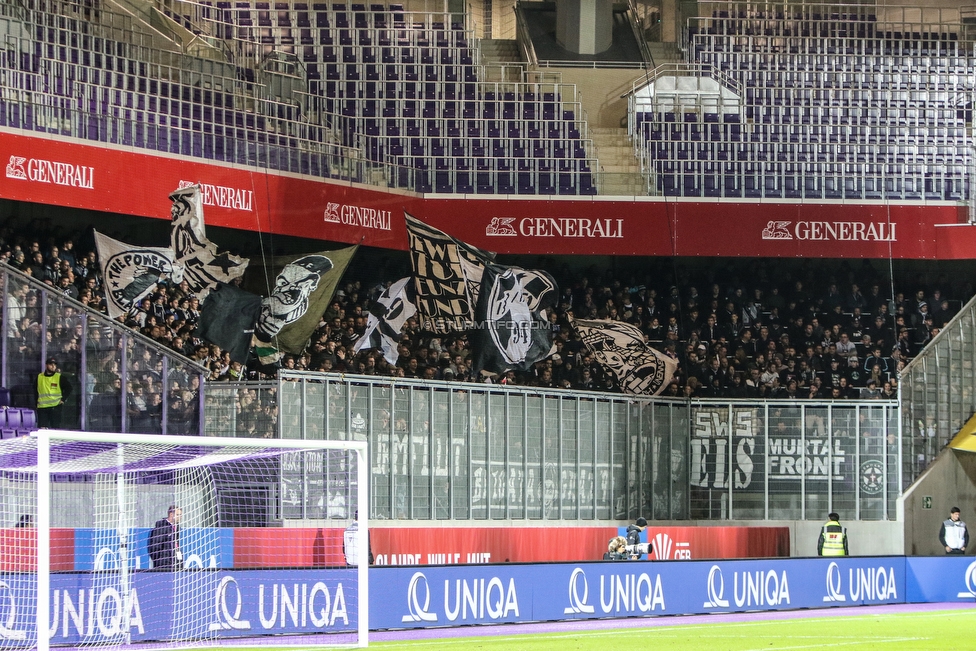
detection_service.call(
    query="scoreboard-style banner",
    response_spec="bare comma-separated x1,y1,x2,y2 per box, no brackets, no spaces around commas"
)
0,526,790,571
0,558,972,642
0,131,971,258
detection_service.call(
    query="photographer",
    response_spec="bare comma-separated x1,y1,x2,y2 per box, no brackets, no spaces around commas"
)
626,517,651,560
603,536,629,561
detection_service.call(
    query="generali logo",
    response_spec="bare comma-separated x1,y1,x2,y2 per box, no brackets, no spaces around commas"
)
177,180,252,211
6,155,94,189
761,219,896,242
324,202,392,230
486,217,623,238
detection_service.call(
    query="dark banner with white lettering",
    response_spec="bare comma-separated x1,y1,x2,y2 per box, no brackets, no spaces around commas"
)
689,406,865,496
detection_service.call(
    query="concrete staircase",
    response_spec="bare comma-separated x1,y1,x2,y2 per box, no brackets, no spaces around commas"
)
479,39,522,64
647,41,684,66
590,127,647,196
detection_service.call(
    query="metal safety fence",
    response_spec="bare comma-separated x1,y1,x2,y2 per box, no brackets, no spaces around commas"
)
278,371,899,522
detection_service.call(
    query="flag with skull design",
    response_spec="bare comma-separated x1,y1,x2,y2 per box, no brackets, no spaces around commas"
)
571,318,677,395
252,245,359,354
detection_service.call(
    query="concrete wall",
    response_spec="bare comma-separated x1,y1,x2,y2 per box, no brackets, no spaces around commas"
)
900,448,976,556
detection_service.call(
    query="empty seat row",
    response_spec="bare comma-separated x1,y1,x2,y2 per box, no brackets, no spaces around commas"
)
0,407,36,430
368,135,588,160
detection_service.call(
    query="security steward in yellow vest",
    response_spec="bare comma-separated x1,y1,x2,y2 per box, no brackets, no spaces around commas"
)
817,512,849,556
36,357,72,429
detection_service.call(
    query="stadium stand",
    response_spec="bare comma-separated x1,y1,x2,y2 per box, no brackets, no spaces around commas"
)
0,0,598,194
630,1,974,200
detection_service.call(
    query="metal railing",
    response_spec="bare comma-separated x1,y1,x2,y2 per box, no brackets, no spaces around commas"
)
0,263,206,435
899,294,976,483
278,371,900,522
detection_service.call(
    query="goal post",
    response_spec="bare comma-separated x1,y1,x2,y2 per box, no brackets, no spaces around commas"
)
1,430,369,650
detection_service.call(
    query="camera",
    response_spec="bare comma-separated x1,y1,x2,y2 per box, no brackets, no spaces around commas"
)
625,542,651,556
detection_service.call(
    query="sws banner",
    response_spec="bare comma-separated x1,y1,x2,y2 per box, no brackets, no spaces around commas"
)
370,556,907,629
688,407,877,496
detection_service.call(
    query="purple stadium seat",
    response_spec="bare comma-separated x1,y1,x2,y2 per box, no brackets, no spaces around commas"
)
5,408,22,429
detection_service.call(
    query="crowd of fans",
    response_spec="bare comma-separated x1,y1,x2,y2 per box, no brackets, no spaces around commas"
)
0,221,969,410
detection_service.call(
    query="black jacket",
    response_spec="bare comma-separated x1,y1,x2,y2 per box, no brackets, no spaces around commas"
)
148,518,181,570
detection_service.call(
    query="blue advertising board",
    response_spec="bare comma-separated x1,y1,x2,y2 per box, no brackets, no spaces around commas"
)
0,569,358,646
72,528,235,571
369,556,907,629
1,557,969,644
905,557,976,603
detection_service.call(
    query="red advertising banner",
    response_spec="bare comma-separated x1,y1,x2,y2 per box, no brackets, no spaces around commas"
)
0,529,74,571
231,526,790,567
371,526,789,565
2,131,969,258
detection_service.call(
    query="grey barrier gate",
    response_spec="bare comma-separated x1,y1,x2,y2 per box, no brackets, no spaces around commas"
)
278,371,900,522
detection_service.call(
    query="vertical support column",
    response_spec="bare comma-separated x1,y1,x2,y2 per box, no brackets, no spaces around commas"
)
556,0,613,54
661,0,677,43
726,404,733,520
855,405,861,521
79,318,88,429
39,290,48,368
800,404,806,521
161,357,169,435
36,430,51,651
763,403,769,521
120,334,128,433
2,271,9,390
356,446,369,648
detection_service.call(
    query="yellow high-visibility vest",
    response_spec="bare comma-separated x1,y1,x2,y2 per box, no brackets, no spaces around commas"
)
821,521,847,556
37,372,62,409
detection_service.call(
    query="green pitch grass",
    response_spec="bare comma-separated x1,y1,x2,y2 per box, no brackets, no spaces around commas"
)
369,609,976,650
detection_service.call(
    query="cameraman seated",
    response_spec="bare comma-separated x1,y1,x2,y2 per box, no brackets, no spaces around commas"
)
603,536,629,561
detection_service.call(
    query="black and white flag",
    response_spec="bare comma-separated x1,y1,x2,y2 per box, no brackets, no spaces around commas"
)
94,231,181,319
405,213,495,333
572,318,677,395
251,245,359,354
353,277,417,365
197,283,264,364
471,265,558,376
169,185,249,302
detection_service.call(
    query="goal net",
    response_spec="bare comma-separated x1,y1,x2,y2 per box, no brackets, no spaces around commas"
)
0,431,368,650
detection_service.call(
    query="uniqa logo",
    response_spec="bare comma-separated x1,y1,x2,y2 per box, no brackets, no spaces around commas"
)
256,583,348,629
210,576,252,631
598,573,666,614
703,565,729,608
49,588,145,638
823,561,847,602
443,577,520,621
401,572,438,623
0,580,26,640
956,561,976,598
847,566,897,602
563,568,595,614
732,570,790,607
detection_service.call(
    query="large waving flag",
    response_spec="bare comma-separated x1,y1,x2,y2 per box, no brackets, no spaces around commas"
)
169,185,249,302
471,265,558,376
94,231,181,319
353,277,417,365
571,318,677,395
253,245,359,354
405,213,495,334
